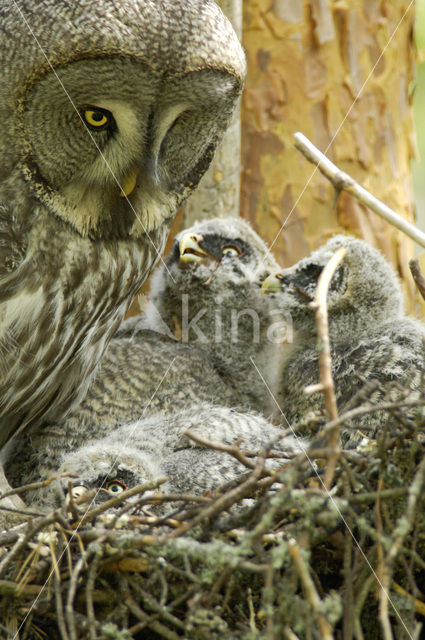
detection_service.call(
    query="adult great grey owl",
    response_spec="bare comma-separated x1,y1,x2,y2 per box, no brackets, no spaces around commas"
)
6,217,281,492
17,404,306,509
0,1,245,463
261,235,425,440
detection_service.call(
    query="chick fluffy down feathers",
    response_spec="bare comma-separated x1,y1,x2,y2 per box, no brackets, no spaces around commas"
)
147,216,287,415
264,235,425,440
40,404,308,508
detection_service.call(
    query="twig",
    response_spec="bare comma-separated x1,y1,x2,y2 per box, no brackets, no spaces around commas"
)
66,545,100,640
183,430,257,469
75,479,168,526
0,509,69,578
308,247,346,490
128,578,186,631
162,459,266,540
392,582,425,617
348,488,407,506
376,479,393,640
288,538,334,639
409,258,425,301
125,596,180,640
183,430,295,470
294,132,425,248
85,549,102,640
263,564,275,640
379,456,425,639
0,474,73,501
321,398,425,435
0,578,42,597
53,568,70,640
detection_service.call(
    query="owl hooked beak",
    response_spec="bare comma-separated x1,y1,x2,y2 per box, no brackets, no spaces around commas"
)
261,273,284,295
179,233,208,263
119,166,139,198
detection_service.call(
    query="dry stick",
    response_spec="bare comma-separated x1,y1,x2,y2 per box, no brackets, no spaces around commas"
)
184,430,295,470
85,550,102,640
129,579,186,632
66,546,97,640
305,247,346,490
183,430,257,469
322,398,425,435
0,509,70,578
75,478,168,527
380,455,425,639
392,582,425,617
53,569,70,640
125,596,180,640
0,475,68,501
0,579,42,598
294,132,425,248
162,459,266,541
288,538,334,640
409,258,425,302
375,479,393,640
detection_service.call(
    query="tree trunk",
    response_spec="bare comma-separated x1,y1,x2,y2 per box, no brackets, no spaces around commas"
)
241,0,418,309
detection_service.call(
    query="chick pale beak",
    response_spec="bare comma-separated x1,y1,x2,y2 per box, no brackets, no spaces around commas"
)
119,166,139,197
179,233,208,263
261,273,283,295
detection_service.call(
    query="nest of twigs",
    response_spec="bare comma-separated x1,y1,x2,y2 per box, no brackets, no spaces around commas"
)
1,392,425,640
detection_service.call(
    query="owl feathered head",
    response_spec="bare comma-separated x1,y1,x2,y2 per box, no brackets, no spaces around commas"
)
0,0,246,237
148,216,280,328
262,235,404,338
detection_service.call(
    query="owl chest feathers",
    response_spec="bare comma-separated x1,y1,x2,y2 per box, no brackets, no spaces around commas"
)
0,217,168,445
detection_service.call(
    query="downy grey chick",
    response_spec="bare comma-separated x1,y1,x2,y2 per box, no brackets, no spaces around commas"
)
261,235,425,442
5,217,284,503
33,404,307,509
5,330,239,492
146,216,288,416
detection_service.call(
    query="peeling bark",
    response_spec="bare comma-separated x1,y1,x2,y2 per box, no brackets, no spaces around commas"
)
241,0,418,309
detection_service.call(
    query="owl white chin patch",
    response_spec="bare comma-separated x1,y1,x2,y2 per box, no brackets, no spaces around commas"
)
130,189,178,235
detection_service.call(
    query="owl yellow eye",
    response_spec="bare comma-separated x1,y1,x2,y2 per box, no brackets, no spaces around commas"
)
83,108,110,129
221,245,241,258
107,480,126,495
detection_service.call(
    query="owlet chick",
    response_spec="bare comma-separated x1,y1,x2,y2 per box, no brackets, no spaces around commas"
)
147,216,289,415
0,1,245,506
33,404,307,509
262,235,425,440
5,330,240,491
6,217,283,499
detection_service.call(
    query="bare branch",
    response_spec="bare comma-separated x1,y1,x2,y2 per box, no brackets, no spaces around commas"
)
294,132,425,248
288,538,334,640
309,247,346,489
409,258,425,301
